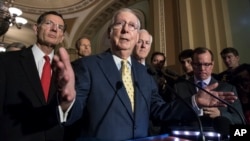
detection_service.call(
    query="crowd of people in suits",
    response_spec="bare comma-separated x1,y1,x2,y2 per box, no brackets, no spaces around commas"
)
0,7,249,141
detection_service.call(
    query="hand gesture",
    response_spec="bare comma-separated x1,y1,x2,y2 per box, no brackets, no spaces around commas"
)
53,47,76,111
195,82,237,107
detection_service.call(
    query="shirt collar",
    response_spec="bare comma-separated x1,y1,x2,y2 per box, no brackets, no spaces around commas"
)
113,55,132,69
194,76,211,85
32,44,54,63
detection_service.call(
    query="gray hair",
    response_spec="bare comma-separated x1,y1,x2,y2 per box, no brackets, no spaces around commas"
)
139,29,153,44
108,8,141,35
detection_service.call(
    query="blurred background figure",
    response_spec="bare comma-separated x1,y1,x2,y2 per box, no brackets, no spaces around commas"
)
217,47,240,83
232,63,250,124
150,51,175,102
75,36,92,58
178,49,194,80
6,42,26,52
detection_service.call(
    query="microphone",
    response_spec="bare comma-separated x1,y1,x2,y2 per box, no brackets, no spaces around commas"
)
147,66,157,76
165,68,246,125
147,67,205,141
94,81,123,136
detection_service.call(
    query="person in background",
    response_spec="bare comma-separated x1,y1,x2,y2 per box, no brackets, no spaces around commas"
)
231,63,250,124
133,29,152,66
75,36,92,58
6,42,26,52
169,47,244,139
178,49,194,80
133,29,162,135
59,8,238,141
150,51,175,102
217,47,240,83
71,36,92,72
0,11,75,141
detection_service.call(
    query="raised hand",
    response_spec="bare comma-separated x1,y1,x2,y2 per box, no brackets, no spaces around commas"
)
53,47,76,111
195,82,237,107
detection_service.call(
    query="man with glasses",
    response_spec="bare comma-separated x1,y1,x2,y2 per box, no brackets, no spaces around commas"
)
168,47,244,139
60,9,239,141
0,11,75,141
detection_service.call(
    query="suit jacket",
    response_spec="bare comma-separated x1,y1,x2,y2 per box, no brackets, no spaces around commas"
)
0,47,64,141
173,77,244,126
68,50,200,141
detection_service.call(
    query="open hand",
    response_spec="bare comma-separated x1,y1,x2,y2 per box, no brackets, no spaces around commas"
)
196,82,237,107
53,47,76,111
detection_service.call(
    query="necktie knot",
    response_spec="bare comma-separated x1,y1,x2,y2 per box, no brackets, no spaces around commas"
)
197,81,206,88
121,60,129,75
44,55,50,62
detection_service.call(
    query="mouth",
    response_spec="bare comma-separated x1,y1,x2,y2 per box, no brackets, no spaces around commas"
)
120,37,129,41
48,34,56,38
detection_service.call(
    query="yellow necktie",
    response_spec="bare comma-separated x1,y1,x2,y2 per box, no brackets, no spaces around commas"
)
121,60,134,111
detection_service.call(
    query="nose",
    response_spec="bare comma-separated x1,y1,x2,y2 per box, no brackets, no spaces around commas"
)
121,23,129,32
50,24,58,31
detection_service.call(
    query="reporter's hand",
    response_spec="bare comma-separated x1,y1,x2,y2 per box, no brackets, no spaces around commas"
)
53,47,76,111
195,82,237,107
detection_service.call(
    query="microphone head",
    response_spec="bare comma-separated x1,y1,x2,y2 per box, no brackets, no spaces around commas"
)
147,66,157,75
165,69,180,77
213,116,231,136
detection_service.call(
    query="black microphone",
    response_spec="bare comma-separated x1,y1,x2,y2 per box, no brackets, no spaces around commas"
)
147,67,205,141
147,66,157,76
94,81,123,136
165,68,246,125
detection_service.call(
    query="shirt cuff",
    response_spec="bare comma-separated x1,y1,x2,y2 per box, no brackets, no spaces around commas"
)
58,98,75,123
192,95,203,116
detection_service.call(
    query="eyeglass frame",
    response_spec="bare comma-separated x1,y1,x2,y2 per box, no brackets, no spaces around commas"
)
112,20,139,31
41,20,66,32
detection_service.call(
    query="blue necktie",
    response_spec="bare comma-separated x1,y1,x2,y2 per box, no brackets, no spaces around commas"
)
197,81,206,89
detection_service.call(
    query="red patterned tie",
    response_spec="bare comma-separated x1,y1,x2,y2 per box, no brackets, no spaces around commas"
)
41,55,51,102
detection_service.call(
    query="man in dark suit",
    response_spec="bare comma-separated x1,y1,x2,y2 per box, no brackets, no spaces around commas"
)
60,8,238,141
0,11,75,141
170,47,244,135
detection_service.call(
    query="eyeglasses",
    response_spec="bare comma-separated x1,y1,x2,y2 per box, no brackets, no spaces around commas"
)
113,21,138,31
42,20,65,32
137,39,151,46
192,62,213,68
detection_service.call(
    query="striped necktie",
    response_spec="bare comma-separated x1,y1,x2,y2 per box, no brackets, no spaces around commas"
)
121,60,134,111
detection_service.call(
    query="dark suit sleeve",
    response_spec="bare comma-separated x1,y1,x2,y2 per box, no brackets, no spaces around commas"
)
218,83,245,124
149,75,198,122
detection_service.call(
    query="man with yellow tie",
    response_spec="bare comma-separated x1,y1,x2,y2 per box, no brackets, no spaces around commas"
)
61,8,239,141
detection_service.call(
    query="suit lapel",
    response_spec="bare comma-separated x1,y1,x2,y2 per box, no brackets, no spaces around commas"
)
20,47,46,104
97,51,134,119
188,77,198,95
